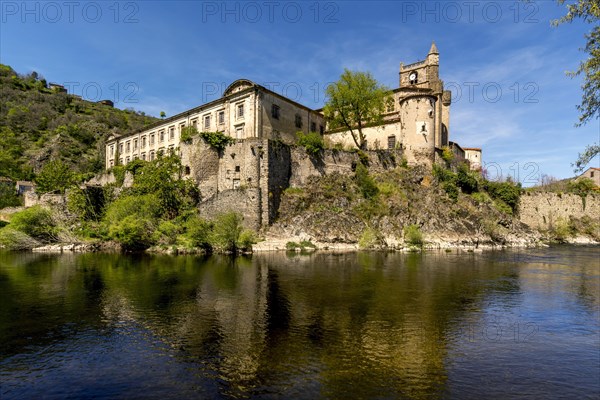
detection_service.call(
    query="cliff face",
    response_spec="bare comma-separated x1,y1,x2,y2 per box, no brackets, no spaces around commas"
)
268,166,541,249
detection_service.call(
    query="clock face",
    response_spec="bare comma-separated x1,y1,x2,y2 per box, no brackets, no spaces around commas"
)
409,73,416,81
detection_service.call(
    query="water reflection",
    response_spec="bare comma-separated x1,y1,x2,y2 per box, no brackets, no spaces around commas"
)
0,247,598,399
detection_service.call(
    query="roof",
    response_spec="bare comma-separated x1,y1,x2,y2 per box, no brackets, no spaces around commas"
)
429,41,439,54
462,147,482,151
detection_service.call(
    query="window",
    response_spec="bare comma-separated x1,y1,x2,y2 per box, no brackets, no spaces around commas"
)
218,110,225,125
141,153,146,161
295,114,302,128
235,165,240,172
233,179,240,189
386,98,395,112
387,135,396,150
160,130,165,142
235,126,244,139
150,151,155,161
271,104,280,119
150,134,155,145
184,166,191,175
142,136,146,148
109,160,114,167
110,145,114,156
119,158,123,165
133,139,138,150
591,171,595,178
119,143,123,153
158,148,164,157
310,122,316,132
319,125,324,135
126,141,130,153
191,119,198,129
168,127,174,140
126,156,130,163
204,115,211,129
237,103,244,118
168,145,175,154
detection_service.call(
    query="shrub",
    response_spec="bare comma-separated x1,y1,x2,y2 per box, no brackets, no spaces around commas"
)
0,183,21,208
153,219,181,245
456,164,478,194
108,215,156,250
200,131,235,152
297,131,324,155
180,126,198,144
210,212,255,253
35,159,74,194
484,180,521,213
359,227,380,249
184,215,213,250
441,146,454,163
9,205,57,242
0,227,40,250
550,218,573,242
355,162,379,199
442,181,459,202
404,224,423,246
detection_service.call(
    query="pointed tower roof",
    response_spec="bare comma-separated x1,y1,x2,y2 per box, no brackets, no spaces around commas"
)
429,41,439,55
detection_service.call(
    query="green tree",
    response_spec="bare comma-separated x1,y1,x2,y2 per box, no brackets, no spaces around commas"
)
34,159,74,194
323,69,388,149
160,111,166,119
552,1,600,171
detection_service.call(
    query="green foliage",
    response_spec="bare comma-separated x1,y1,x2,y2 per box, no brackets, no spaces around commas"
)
111,165,126,186
568,177,596,197
8,205,57,242
153,219,182,245
129,154,200,219
67,186,105,221
180,126,199,144
573,144,599,173
297,131,324,155
483,180,521,214
0,183,21,208
184,215,213,250
441,146,454,163
0,64,157,180
553,0,599,126
200,131,235,152
359,227,381,249
0,227,40,250
209,212,255,253
35,159,74,193
103,194,160,250
355,162,379,199
404,224,423,246
323,69,389,149
456,164,479,194
550,218,574,242
442,181,459,202
108,215,156,251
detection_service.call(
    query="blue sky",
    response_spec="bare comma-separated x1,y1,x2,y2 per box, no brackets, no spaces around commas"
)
1,0,598,184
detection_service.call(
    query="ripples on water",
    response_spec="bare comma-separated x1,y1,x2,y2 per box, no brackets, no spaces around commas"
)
0,246,598,399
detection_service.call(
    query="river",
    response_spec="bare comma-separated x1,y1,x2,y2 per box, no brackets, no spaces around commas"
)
0,246,598,399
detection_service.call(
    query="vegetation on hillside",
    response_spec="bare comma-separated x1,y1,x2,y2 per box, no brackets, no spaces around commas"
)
0,154,256,253
274,159,530,248
0,64,157,180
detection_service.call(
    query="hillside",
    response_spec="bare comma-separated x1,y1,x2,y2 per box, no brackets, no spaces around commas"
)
0,64,157,180
268,165,541,249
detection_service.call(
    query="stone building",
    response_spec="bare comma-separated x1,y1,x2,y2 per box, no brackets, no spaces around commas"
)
324,43,453,165
463,148,482,171
578,167,600,186
105,79,325,168
103,44,478,229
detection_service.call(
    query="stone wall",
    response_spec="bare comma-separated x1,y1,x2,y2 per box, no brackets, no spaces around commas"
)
197,188,262,230
519,192,600,230
289,146,400,187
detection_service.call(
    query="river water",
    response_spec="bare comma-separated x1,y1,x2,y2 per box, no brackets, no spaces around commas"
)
0,246,598,399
